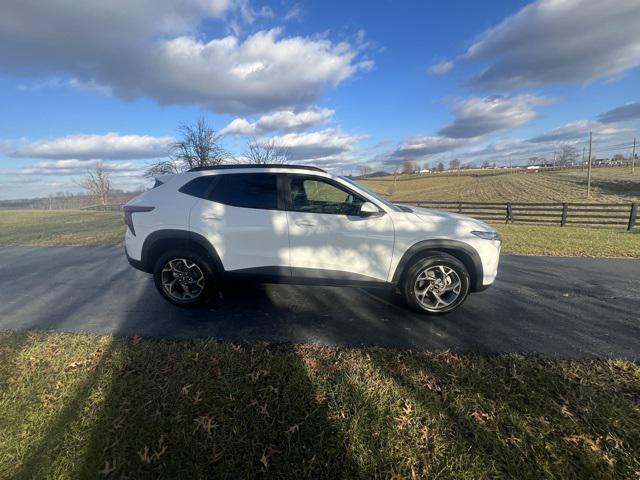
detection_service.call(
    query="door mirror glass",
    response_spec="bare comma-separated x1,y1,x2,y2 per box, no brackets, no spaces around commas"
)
359,201,382,217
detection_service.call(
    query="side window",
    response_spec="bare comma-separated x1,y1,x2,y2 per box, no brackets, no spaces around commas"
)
208,173,278,210
178,176,217,199
289,176,364,215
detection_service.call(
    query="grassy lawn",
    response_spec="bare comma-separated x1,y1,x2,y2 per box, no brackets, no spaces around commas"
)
361,167,640,203
495,224,640,257
0,210,124,246
0,330,638,479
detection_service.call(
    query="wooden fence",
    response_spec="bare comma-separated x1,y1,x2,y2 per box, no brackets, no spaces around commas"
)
80,204,124,212
398,201,638,231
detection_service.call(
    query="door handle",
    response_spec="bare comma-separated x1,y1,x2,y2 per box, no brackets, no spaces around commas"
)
295,221,316,227
202,215,223,221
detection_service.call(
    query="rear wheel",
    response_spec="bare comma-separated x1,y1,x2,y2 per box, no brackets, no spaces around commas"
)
153,250,216,307
401,252,470,314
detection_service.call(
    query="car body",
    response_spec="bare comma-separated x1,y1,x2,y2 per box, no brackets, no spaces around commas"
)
124,164,500,313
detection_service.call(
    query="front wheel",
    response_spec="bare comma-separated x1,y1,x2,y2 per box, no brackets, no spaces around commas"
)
153,250,216,307
401,253,470,314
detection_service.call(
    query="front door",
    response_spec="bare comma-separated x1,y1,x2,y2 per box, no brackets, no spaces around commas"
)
285,175,395,282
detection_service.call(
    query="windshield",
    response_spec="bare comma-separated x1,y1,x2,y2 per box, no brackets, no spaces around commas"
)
339,176,402,212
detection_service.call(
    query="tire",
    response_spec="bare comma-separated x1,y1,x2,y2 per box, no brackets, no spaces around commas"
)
152,249,217,307
401,252,470,314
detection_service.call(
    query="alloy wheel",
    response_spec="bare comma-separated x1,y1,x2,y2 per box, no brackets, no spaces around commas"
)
413,265,462,311
161,258,206,301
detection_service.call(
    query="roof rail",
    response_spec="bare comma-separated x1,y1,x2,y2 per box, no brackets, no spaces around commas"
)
187,164,326,173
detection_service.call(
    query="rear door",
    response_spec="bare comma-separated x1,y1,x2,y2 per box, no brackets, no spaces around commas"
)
285,174,395,282
187,173,290,273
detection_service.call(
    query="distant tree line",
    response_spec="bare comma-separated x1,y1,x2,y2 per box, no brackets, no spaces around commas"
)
0,189,142,210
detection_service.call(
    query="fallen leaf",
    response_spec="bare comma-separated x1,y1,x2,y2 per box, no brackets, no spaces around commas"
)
193,415,216,435
286,424,299,436
98,460,117,476
471,410,493,424
139,446,152,464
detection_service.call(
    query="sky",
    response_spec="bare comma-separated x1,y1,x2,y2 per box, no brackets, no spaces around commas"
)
1,0,639,200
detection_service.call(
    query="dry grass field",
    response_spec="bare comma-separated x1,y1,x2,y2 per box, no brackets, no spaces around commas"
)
360,167,640,203
0,210,124,246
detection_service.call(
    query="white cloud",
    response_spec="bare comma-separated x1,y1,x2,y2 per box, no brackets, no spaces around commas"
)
13,133,174,160
0,1,371,113
265,129,363,161
439,0,640,89
438,95,554,138
428,61,454,75
284,5,303,22
19,159,145,176
528,120,632,143
389,136,470,160
219,107,334,135
597,101,640,124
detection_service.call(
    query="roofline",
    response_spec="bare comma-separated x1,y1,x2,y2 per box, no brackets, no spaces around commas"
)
187,164,326,173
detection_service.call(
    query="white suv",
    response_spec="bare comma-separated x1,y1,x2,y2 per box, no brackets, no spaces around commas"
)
124,165,500,314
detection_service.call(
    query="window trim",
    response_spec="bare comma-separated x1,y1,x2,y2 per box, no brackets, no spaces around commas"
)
283,174,371,216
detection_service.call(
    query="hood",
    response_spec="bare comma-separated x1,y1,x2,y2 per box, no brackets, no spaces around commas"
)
402,205,496,232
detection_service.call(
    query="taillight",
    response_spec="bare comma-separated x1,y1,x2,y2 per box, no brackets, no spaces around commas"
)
123,205,154,236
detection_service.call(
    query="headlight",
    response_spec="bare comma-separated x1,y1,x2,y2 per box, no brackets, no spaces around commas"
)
471,230,501,241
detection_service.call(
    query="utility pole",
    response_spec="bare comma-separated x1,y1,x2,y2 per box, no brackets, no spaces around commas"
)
587,131,593,198
581,147,585,172
632,138,636,174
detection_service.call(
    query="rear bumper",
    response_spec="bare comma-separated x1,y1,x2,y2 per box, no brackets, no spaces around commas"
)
125,246,150,273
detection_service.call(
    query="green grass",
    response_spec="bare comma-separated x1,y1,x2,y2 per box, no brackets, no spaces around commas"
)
495,224,640,257
361,167,640,203
0,210,124,246
0,330,638,479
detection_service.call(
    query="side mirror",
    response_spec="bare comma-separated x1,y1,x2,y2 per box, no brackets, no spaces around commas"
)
359,201,383,217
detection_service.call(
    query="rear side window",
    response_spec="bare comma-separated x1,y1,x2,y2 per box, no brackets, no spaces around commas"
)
208,173,278,210
179,176,217,199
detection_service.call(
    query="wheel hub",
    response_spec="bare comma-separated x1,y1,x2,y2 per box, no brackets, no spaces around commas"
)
161,258,205,301
413,264,462,312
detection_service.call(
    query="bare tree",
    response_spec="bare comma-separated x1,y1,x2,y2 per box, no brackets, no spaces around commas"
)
147,118,228,176
76,161,111,205
422,161,430,171
436,161,445,172
402,159,417,175
557,144,578,166
244,138,288,164
358,163,373,178
449,158,461,171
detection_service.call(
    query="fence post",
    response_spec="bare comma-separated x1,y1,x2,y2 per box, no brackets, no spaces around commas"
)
561,203,568,227
457,202,462,214
506,203,513,224
628,203,638,231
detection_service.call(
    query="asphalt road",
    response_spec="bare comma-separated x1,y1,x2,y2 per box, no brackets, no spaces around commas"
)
1,246,639,359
